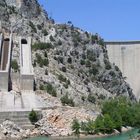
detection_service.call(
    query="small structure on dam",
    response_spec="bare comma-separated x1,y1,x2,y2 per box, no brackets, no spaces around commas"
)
106,41,140,99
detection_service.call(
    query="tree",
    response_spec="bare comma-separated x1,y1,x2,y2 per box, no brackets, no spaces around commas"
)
103,114,114,134
11,60,19,72
94,115,104,133
29,109,38,124
72,119,80,137
111,111,122,132
60,94,75,107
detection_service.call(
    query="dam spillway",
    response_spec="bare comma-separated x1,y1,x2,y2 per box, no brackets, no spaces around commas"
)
0,38,10,70
0,33,12,91
19,37,34,91
106,41,140,99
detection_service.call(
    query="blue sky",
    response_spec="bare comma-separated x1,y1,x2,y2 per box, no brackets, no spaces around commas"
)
38,0,140,41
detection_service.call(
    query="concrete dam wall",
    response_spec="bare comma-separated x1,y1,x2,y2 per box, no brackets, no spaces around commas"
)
106,41,140,99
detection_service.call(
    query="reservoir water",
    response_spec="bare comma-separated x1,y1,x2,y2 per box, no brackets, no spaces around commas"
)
25,129,139,140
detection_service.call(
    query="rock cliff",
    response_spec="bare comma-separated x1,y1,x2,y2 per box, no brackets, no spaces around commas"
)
0,0,135,107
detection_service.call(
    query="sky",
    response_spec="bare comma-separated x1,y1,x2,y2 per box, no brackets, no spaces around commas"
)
38,0,140,41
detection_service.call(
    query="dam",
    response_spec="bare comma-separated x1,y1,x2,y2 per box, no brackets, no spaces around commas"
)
106,41,140,99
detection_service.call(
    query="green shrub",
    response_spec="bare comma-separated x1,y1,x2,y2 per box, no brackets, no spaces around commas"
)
11,60,19,72
57,56,64,64
32,43,53,50
35,53,49,67
60,94,75,107
63,83,69,89
81,96,85,102
40,83,57,97
33,61,36,67
58,75,70,88
29,109,38,124
85,60,91,67
104,59,111,70
87,93,96,103
109,71,116,77
50,35,55,42
44,51,48,57
61,66,67,72
46,83,57,97
35,53,43,67
105,63,111,70
37,24,42,30
45,69,48,75
82,53,86,59
98,38,104,46
58,74,67,82
58,39,62,45
91,34,98,44
39,84,44,90
70,97,140,135
89,65,99,75
42,29,48,36
87,50,96,61
67,57,72,64
72,119,80,137
115,65,119,71
81,119,95,134
43,58,49,66
80,59,85,65
29,21,37,33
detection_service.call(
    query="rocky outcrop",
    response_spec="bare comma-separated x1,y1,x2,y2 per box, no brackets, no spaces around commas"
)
35,106,98,136
0,0,135,106
0,120,30,140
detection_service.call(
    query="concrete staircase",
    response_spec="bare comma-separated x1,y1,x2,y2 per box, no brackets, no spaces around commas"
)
0,109,42,129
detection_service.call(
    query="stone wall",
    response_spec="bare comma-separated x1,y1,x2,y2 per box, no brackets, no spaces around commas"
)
106,41,140,99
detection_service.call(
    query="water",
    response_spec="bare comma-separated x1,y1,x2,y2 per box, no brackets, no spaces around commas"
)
25,129,139,140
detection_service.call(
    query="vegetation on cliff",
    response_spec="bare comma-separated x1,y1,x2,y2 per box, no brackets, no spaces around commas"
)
72,97,140,135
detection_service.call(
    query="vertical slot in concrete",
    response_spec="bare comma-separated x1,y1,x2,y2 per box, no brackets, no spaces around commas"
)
0,34,13,91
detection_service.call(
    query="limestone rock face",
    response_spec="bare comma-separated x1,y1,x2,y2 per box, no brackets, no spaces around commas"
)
0,0,136,107
0,120,26,140
35,107,98,136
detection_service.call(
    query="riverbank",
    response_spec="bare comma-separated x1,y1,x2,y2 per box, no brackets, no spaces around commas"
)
0,119,134,140
0,105,134,140
23,126,133,140
24,128,139,140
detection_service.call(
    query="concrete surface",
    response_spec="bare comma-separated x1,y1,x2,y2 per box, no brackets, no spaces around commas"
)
0,34,12,91
19,37,34,91
0,91,45,111
106,41,140,99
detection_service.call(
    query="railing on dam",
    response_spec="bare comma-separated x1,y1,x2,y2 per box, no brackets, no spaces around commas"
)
0,33,13,91
105,40,140,45
19,37,34,91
